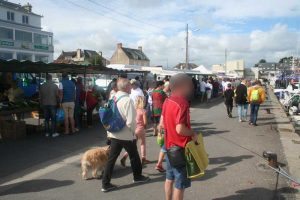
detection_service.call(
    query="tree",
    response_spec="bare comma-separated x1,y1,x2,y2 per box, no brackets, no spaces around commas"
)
89,54,103,66
259,59,266,63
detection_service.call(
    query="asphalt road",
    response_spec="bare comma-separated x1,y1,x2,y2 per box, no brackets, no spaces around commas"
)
0,98,297,200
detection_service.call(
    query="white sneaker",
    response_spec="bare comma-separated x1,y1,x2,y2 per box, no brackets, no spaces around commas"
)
45,133,50,137
52,133,60,138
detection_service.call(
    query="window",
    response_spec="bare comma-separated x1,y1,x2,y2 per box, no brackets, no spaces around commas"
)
35,55,49,63
22,15,29,24
17,53,32,61
7,11,14,21
48,36,53,45
0,52,13,60
15,30,32,42
0,27,13,39
34,33,48,45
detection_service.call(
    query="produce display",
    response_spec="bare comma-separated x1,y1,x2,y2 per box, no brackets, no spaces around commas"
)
0,100,39,112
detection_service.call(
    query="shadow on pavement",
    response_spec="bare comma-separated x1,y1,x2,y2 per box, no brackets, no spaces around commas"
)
212,187,297,200
0,179,74,196
201,130,230,137
192,97,223,109
197,155,254,181
0,125,107,184
108,175,165,193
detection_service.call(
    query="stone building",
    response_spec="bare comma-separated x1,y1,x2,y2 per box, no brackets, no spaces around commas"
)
110,43,150,66
54,49,109,66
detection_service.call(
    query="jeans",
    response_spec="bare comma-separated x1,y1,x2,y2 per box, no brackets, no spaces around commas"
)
43,105,57,135
250,104,260,124
102,138,142,187
87,109,93,126
165,154,191,189
74,104,82,128
225,104,233,116
237,104,248,121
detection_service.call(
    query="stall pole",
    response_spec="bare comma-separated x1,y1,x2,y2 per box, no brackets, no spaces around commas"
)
38,72,42,130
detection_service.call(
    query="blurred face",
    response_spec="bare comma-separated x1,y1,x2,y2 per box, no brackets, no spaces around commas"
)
126,83,132,94
176,79,193,99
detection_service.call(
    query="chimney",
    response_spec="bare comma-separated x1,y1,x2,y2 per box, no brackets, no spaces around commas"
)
76,49,81,59
23,3,32,12
138,46,142,51
117,43,122,49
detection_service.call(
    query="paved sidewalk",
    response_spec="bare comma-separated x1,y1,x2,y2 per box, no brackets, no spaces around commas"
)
266,87,300,199
0,97,298,199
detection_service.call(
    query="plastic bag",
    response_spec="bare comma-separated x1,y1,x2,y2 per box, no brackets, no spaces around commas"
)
56,108,65,123
157,134,164,147
185,133,209,179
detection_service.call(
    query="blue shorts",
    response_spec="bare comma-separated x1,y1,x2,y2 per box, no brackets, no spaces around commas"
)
161,144,167,153
165,154,191,189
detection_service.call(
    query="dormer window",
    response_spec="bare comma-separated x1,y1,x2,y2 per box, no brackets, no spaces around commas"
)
22,15,29,24
7,11,15,21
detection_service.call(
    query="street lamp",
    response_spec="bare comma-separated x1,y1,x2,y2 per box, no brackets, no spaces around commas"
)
185,24,201,70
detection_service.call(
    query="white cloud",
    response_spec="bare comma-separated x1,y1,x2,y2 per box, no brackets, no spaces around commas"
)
16,0,300,68
137,24,299,68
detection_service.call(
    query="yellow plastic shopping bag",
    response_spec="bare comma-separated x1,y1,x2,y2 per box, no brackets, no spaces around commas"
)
185,133,209,179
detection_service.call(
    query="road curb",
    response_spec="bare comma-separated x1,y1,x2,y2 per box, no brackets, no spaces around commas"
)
268,87,300,196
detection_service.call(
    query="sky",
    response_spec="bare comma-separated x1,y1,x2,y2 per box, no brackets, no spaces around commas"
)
16,0,300,68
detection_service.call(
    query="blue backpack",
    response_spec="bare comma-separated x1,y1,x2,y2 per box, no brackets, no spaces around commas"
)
99,95,126,132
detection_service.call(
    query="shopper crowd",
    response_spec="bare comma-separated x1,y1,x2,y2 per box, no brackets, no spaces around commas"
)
39,73,104,138
39,72,266,200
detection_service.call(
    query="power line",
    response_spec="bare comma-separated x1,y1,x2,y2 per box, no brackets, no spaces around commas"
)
63,0,153,31
87,0,162,30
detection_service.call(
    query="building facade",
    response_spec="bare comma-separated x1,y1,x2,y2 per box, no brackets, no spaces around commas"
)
54,48,108,66
0,1,53,63
212,59,245,78
110,43,150,66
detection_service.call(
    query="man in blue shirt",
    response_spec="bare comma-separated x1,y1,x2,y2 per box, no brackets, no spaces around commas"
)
59,73,76,134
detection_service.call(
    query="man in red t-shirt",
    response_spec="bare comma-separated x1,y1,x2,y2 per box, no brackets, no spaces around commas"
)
159,73,197,200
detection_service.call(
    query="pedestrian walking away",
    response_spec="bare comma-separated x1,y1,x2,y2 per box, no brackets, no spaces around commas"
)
199,78,206,103
248,80,266,126
130,79,144,105
102,78,150,193
59,73,76,134
205,80,213,103
160,73,197,200
224,83,234,118
39,74,60,138
120,96,151,166
235,79,248,122
152,81,167,136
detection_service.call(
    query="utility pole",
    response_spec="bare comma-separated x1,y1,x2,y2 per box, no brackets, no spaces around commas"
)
224,48,227,75
185,23,189,70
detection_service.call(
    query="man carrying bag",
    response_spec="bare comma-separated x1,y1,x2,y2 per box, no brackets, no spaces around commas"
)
159,74,197,200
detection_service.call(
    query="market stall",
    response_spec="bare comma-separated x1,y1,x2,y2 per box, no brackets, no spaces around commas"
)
0,59,148,139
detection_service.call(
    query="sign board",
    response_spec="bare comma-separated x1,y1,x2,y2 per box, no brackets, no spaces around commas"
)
34,45,49,50
0,40,14,47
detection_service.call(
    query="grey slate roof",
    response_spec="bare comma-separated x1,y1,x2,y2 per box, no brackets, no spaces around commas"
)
174,63,198,69
122,48,149,61
0,0,41,17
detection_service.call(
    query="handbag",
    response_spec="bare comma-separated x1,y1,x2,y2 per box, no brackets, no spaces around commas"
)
167,146,186,168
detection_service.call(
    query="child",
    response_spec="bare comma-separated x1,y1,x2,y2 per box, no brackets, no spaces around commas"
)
120,96,150,166
224,83,234,118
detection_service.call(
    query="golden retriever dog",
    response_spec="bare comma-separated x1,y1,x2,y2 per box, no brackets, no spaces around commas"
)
81,146,110,180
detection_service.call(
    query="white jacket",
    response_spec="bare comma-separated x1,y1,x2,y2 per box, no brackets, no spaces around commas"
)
107,91,137,141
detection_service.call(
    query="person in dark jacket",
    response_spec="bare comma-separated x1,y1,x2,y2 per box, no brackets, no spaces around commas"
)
224,83,234,118
235,80,248,122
